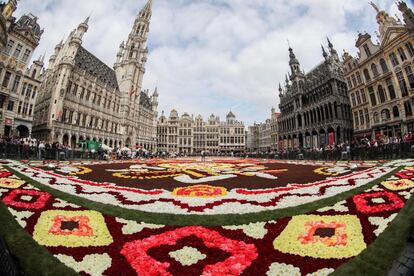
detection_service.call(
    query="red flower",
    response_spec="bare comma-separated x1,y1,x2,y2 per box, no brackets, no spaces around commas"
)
2,189,51,209
395,170,414,179
353,191,404,214
0,171,12,178
121,226,257,276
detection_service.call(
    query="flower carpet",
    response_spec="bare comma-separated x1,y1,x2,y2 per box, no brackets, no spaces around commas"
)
9,159,387,215
1,158,414,275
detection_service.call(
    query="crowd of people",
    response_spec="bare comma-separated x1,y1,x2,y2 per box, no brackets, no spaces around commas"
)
1,132,414,161
272,132,414,160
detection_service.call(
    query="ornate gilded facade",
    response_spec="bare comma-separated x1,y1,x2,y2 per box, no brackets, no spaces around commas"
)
0,0,44,138
32,0,158,150
157,110,244,154
343,1,414,139
278,42,353,150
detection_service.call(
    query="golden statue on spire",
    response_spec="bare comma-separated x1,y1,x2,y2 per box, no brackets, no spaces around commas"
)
2,0,18,20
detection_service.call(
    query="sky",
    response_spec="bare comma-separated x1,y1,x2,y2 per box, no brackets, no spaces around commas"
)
15,0,412,125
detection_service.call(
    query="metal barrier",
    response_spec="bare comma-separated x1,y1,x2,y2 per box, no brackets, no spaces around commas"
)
0,237,23,276
247,141,414,161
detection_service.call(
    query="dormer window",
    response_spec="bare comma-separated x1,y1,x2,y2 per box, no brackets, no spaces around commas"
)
363,44,371,57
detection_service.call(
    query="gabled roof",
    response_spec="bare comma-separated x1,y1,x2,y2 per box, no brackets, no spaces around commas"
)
74,46,118,89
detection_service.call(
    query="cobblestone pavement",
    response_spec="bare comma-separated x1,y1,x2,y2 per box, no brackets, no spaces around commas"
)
388,234,414,276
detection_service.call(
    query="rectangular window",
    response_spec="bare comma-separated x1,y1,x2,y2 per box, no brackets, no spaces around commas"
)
72,84,78,95
32,86,37,99
404,66,414,89
361,89,367,103
397,71,409,97
398,47,408,62
5,40,14,54
359,110,364,125
21,82,27,95
2,71,11,87
22,49,31,63
347,77,352,89
26,84,33,97
17,101,22,114
354,112,359,126
351,75,357,87
29,104,33,115
356,91,362,105
386,78,396,99
11,75,21,93
13,44,22,58
406,42,414,57
22,102,28,114
389,52,399,67
356,72,362,84
363,44,371,57
66,81,72,94
364,108,370,126
7,101,14,111
80,87,85,99
369,86,377,106
405,101,413,117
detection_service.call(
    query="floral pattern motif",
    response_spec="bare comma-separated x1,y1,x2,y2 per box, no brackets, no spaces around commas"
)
1,159,414,275
3,189,51,209
273,215,366,259
33,210,113,247
121,226,258,275
353,191,404,214
171,185,227,198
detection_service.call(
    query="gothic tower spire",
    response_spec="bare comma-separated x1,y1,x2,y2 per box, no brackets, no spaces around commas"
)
288,46,300,76
114,0,154,145
397,1,414,30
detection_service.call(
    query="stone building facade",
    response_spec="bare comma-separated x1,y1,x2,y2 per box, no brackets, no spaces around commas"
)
32,0,158,151
157,110,245,155
343,1,414,139
246,109,279,153
246,124,259,152
0,0,44,138
270,109,280,151
219,112,245,153
278,41,353,150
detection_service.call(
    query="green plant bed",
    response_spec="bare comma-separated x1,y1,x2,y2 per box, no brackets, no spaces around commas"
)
0,201,77,276
333,190,414,276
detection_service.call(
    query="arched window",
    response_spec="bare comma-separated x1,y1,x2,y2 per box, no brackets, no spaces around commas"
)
393,106,400,118
378,85,387,103
371,63,379,77
380,58,388,73
363,68,371,82
129,43,135,58
405,101,413,117
381,109,391,121
31,69,37,79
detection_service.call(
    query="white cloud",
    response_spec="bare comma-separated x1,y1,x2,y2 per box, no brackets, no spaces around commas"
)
14,0,411,125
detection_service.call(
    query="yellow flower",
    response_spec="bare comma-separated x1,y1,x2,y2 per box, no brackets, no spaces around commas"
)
33,210,113,247
273,215,366,259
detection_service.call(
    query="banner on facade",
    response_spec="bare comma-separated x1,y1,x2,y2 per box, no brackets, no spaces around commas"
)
320,134,326,146
328,132,335,145
4,118,13,126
